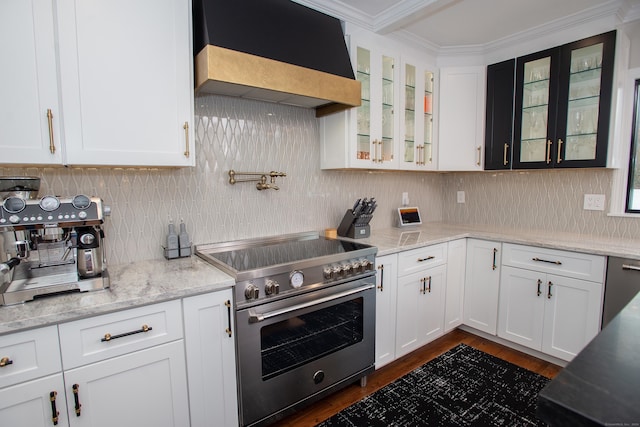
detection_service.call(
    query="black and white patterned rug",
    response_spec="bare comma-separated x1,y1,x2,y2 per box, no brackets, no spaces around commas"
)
317,344,550,426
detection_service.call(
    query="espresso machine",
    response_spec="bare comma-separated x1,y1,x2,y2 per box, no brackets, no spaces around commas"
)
0,194,110,305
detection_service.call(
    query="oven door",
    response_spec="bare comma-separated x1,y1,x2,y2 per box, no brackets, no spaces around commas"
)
236,277,376,427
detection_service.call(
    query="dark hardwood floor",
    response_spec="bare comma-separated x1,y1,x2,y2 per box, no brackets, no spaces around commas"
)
271,329,563,427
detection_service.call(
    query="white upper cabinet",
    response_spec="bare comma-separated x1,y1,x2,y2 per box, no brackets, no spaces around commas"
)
438,66,486,171
0,0,63,165
57,0,194,167
1,0,195,167
320,29,437,171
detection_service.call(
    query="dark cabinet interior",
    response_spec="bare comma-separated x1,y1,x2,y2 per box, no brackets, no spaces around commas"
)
485,30,616,170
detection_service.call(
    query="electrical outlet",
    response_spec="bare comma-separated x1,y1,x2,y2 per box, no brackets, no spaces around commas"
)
457,191,465,204
584,194,606,211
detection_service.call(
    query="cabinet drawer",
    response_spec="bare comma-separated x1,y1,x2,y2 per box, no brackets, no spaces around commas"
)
58,300,183,369
398,243,447,276
0,326,61,388
502,244,605,283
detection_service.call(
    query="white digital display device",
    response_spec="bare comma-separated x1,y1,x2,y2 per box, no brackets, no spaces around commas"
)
396,207,422,227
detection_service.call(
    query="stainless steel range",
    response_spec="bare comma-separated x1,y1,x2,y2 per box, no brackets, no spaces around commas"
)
195,231,377,427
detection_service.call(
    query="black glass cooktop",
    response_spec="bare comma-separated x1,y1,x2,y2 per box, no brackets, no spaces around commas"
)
206,236,372,272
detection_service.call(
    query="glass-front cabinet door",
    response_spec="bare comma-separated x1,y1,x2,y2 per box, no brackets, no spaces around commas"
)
556,31,615,167
513,31,615,169
400,60,435,170
351,44,399,168
355,46,372,163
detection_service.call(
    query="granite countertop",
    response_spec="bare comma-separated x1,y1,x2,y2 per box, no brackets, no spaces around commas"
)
0,256,234,335
2,222,639,336
537,291,640,426
361,222,640,260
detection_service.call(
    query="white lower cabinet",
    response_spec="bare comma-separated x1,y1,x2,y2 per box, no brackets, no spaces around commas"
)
62,341,189,427
183,290,239,427
395,244,448,359
463,239,502,334
0,292,240,427
374,254,398,369
58,300,190,427
0,325,66,426
0,374,68,427
498,244,605,361
444,239,466,332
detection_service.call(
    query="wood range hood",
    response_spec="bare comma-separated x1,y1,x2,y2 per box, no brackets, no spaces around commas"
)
192,0,361,117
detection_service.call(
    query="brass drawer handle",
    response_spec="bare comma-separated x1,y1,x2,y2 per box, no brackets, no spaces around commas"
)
101,324,153,342
225,300,232,337
183,122,190,158
47,109,56,154
557,139,563,163
72,383,82,416
492,248,498,270
377,265,384,291
50,391,60,425
503,143,509,166
532,257,562,265
0,356,13,367
417,256,435,262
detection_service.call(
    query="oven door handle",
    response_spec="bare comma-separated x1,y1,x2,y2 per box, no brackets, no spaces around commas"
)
248,283,375,323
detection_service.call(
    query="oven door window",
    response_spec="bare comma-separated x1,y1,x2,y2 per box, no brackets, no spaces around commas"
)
260,297,364,380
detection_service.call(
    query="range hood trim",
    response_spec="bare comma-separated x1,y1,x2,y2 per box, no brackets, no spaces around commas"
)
194,45,361,117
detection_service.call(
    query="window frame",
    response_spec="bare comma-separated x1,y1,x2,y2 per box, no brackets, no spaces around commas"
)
625,78,640,213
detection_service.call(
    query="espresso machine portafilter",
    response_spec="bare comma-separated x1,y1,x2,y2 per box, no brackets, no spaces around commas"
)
0,194,111,305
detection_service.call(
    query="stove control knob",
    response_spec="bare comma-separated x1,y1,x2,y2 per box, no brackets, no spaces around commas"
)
360,259,372,271
265,280,280,296
9,215,20,224
332,265,342,278
323,267,333,280
244,283,259,300
351,260,362,273
342,263,352,275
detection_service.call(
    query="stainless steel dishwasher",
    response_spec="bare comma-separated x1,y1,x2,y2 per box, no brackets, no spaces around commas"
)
603,257,640,327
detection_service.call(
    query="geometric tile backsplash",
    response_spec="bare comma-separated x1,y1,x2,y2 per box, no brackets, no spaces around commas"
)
2,94,639,266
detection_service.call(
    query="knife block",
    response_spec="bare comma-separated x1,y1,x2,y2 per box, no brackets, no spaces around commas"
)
337,209,371,239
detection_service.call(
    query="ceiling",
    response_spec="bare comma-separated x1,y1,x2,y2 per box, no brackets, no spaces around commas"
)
294,0,639,48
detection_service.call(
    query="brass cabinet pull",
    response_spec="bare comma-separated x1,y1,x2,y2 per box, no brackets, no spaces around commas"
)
537,279,542,296
420,277,426,294
476,146,482,166
183,122,190,158
101,324,153,342
546,140,552,164
492,248,498,270
47,109,56,154
503,143,509,166
547,281,553,299
417,256,435,262
50,391,59,425
557,139,563,163
532,257,562,265
224,300,232,337
377,264,384,291
72,384,81,416
0,356,13,367
426,276,432,293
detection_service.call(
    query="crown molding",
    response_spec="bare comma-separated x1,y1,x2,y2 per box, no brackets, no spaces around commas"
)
293,0,637,58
